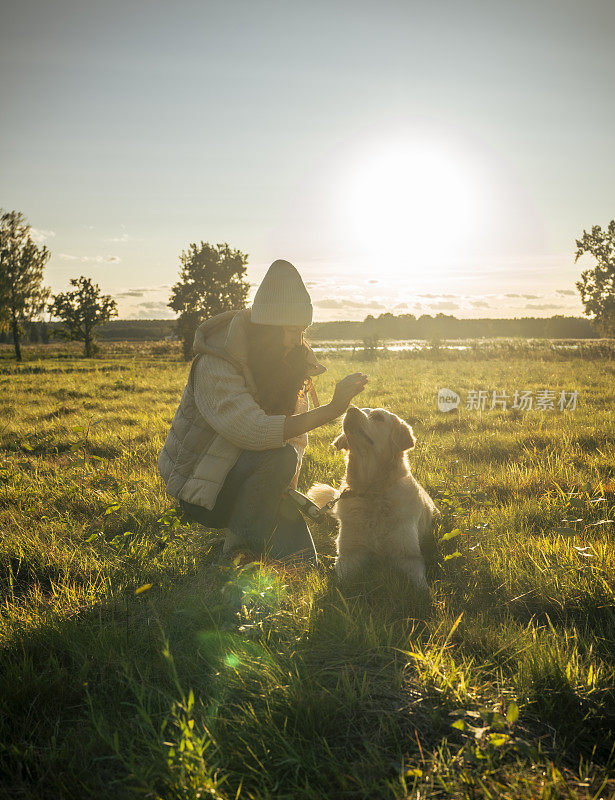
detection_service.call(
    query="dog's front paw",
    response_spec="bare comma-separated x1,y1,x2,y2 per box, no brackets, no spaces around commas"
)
335,552,368,582
397,556,430,594
307,483,339,509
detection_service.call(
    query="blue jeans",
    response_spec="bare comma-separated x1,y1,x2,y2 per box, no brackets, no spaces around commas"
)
180,444,318,565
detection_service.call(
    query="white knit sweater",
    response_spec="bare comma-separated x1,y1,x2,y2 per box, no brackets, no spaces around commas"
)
193,354,309,456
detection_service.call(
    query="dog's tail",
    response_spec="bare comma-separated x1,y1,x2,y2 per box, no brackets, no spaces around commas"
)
307,483,340,517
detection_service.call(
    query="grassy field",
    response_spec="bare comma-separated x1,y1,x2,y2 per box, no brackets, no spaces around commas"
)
1,343,614,799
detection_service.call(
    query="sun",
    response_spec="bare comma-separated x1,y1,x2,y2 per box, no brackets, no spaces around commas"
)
343,142,479,272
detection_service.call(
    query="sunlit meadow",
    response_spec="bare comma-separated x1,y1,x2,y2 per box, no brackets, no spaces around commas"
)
1,342,614,799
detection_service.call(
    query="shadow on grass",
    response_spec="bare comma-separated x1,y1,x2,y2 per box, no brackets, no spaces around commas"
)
43,406,79,420
438,558,615,760
0,435,122,459
0,540,226,798
1,555,70,601
1,541,614,799
451,441,520,464
0,554,434,797
0,365,132,376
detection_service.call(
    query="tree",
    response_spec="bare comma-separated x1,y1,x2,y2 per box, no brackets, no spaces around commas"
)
575,220,615,335
0,210,51,361
49,276,118,357
169,242,250,360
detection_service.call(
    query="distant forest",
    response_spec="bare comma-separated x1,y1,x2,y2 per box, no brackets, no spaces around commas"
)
0,314,600,345
308,313,597,340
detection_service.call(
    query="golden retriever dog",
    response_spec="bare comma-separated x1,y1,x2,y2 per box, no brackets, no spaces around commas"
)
308,406,438,591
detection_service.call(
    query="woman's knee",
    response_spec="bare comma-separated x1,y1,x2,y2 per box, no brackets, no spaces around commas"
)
233,444,298,494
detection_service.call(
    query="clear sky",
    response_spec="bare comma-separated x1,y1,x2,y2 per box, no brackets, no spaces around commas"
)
2,0,614,321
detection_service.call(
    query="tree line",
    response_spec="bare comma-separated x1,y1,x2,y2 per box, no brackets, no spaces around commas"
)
0,314,598,347
309,313,596,341
1,208,614,361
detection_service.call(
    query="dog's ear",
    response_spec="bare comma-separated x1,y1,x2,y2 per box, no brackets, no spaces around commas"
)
332,432,349,450
394,419,416,451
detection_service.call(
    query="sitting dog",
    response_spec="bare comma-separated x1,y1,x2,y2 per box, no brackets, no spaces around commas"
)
308,406,438,591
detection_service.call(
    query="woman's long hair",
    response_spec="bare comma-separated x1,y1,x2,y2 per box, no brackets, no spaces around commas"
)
246,321,310,416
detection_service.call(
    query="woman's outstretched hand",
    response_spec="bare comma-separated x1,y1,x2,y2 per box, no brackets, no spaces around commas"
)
283,372,368,441
330,372,368,417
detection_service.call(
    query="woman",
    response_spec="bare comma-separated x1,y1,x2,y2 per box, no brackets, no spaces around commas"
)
158,259,367,565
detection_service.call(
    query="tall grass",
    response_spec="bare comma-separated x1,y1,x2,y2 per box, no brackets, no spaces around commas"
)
1,346,614,798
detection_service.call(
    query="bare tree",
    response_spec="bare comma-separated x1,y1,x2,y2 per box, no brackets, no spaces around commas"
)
0,210,50,361
49,276,118,357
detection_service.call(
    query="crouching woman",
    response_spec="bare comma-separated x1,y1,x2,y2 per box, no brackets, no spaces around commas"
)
158,260,367,565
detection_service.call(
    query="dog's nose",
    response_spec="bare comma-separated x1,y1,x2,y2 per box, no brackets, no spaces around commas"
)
344,406,360,424
343,405,365,433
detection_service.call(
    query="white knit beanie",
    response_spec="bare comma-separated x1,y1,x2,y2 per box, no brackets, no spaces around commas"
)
250,260,313,327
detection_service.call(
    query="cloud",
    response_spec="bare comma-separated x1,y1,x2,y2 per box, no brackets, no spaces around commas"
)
129,301,175,319
346,300,386,309
137,301,171,311
470,300,490,308
135,284,169,291
30,228,56,243
521,294,540,299
527,303,562,310
425,300,459,311
114,284,170,296
556,289,576,296
314,298,385,310
367,279,379,284
394,302,409,309
505,293,521,298
106,232,143,243
59,253,121,263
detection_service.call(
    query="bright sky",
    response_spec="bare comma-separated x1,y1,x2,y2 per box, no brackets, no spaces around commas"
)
2,0,614,321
